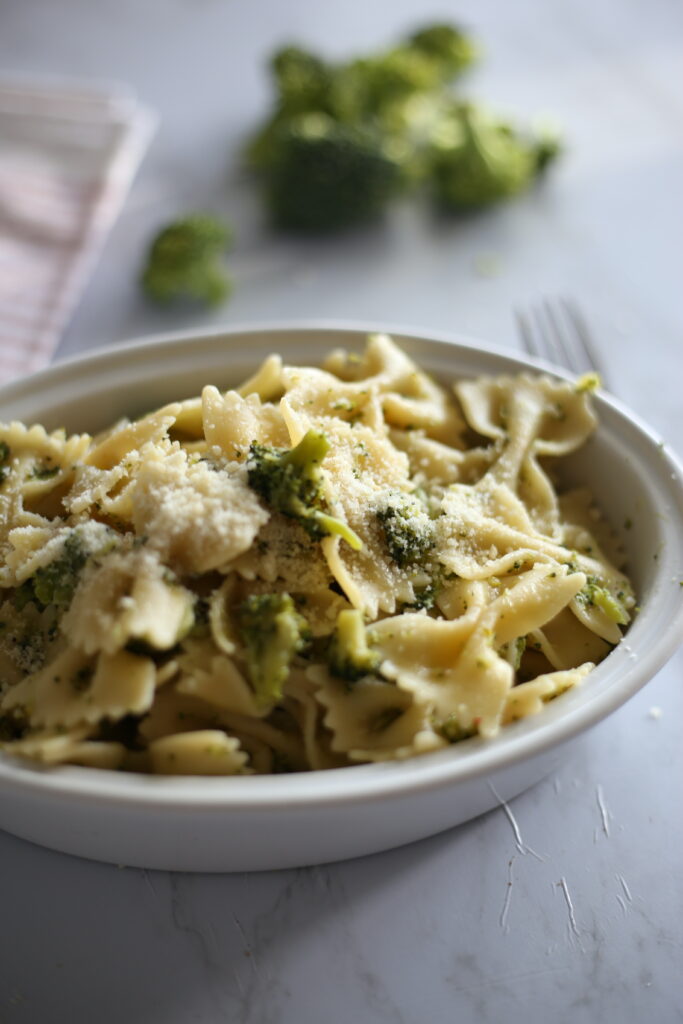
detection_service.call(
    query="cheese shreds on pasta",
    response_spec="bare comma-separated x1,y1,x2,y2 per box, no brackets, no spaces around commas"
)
0,335,635,775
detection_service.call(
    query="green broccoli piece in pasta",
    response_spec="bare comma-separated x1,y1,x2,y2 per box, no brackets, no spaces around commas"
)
0,441,11,485
14,531,89,611
376,491,435,567
247,428,362,549
575,577,630,625
263,114,402,232
141,215,232,306
327,609,381,683
429,104,562,209
13,526,118,612
236,593,311,706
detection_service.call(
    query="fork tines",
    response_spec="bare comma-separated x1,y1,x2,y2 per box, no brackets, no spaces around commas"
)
516,297,607,388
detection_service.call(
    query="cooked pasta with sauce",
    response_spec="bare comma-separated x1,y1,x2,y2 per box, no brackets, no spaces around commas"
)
0,335,634,774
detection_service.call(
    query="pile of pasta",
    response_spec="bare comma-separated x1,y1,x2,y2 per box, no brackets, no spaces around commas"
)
0,334,634,775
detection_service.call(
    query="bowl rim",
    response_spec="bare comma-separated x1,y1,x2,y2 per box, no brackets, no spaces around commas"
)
1,320,682,812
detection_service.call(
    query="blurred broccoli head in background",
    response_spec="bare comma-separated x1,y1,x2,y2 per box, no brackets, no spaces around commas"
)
271,46,335,115
430,105,561,210
141,215,232,305
247,21,561,234
407,23,479,77
266,114,402,232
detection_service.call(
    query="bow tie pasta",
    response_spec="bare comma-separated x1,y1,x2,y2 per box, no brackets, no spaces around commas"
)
0,335,634,774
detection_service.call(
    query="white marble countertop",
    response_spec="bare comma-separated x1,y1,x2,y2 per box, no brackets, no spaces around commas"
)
1,1,682,1021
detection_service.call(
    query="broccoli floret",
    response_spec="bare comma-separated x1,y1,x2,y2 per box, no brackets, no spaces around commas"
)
13,526,117,612
247,46,337,169
247,428,362,549
247,25,561,232
575,371,601,394
14,530,89,611
407,23,478,78
264,113,401,232
0,441,11,485
141,215,232,306
272,45,335,114
327,609,381,683
376,491,435,567
336,49,444,120
504,636,527,671
236,593,311,707
430,104,559,209
575,577,630,625
401,578,440,612
436,715,477,743
532,121,563,172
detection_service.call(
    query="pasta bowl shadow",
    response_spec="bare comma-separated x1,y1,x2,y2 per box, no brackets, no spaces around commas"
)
0,323,681,872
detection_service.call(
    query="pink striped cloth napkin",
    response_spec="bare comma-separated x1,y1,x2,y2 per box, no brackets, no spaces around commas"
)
0,79,156,382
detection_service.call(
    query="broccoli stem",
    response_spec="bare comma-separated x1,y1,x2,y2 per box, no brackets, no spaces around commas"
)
327,609,381,683
237,594,311,707
247,429,362,550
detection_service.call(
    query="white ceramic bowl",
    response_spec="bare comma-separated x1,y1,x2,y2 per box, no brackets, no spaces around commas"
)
0,324,681,873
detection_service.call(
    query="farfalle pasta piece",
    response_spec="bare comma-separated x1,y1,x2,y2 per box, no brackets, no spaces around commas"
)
284,670,347,771
202,387,290,457
456,374,597,537
528,607,611,670
175,641,263,717
4,729,127,770
62,547,194,656
502,665,593,724
324,333,467,445
0,423,91,530
86,404,181,469
280,364,385,432
148,730,248,775
370,607,511,738
1,647,156,729
237,353,284,402
310,665,444,762
389,428,495,487
65,456,141,519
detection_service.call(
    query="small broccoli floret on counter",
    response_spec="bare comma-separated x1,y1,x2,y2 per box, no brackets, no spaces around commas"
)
236,593,311,706
406,23,478,79
141,215,232,306
376,492,435,567
264,114,401,232
327,609,381,683
430,105,560,210
247,429,362,549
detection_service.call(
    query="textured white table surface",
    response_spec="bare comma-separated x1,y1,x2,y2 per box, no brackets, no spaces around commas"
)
1,1,682,1022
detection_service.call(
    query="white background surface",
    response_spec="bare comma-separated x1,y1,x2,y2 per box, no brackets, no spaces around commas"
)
1,1,682,1021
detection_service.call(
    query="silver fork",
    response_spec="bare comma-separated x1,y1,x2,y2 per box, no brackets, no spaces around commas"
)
515,297,610,390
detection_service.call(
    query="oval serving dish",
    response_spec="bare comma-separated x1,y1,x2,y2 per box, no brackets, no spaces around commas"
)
0,323,681,872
